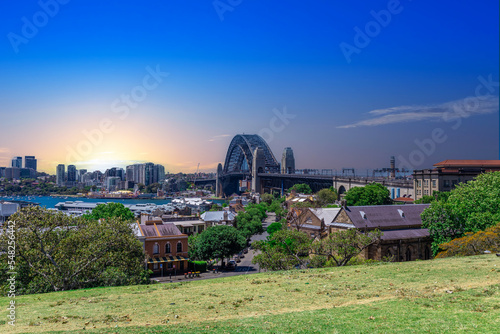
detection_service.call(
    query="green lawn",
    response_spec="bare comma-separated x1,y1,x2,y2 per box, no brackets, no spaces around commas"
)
1,255,499,333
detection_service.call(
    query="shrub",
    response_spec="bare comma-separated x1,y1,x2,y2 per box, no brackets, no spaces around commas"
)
436,222,500,258
190,261,208,272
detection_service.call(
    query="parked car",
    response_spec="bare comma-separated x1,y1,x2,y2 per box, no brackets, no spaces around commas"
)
243,248,248,254
238,251,245,258
227,260,237,270
234,255,241,263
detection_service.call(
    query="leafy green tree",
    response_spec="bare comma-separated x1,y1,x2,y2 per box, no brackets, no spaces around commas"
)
312,229,382,266
188,234,199,260
422,171,500,255
316,188,337,207
0,206,146,295
414,195,435,204
84,202,135,221
344,183,391,206
261,193,274,205
145,183,160,194
237,217,264,240
191,225,246,263
266,222,283,236
209,204,223,211
234,204,266,239
267,199,287,220
415,191,450,204
252,229,312,271
290,183,312,194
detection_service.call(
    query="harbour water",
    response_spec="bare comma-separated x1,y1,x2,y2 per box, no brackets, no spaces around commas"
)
0,196,225,209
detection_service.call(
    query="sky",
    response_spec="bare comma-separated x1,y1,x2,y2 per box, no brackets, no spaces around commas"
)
0,0,498,174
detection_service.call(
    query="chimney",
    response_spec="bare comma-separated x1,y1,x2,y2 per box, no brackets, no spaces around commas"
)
341,199,347,209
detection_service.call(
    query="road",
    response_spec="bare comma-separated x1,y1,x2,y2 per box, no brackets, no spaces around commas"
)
153,213,275,283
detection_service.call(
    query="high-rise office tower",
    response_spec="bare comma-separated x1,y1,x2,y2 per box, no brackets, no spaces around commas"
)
24,156,37,171
67,165,77,182
11,157,22,168
56,164,65,186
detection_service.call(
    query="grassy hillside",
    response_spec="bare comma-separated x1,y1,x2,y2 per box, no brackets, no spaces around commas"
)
1,255,499,333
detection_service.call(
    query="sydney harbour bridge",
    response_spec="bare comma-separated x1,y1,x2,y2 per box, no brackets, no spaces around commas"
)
194,134,414,197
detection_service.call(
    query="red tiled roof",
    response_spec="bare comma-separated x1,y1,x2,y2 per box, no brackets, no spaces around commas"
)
393,197,414,202
434,160,500,168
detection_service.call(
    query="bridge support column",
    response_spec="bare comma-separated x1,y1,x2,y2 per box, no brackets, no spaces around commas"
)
215,163,223,197
252,148,265,193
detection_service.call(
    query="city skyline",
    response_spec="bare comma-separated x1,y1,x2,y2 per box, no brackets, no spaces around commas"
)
0,1,498,173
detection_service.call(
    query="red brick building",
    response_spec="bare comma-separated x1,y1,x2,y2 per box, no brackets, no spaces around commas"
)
136,221,189,275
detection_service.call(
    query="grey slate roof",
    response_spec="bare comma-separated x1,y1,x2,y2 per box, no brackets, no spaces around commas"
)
310,208,341,224
343,204,430,229
380,229,430,241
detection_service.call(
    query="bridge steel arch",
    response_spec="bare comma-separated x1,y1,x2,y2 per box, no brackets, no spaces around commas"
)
223,134,280,174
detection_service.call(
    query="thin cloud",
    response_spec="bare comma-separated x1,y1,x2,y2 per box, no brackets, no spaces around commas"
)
338,95,499,129
208,134,231,142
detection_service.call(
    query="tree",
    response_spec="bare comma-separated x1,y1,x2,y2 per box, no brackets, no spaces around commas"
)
268,199,287,220
145,183,160,194
191,225,246,263
435,222,500,258
261,193,274,205
209,204,223,211
344,183,391,206
316,188,337,207
0,206,146,295
415,191,450,204
266,222,283,236
84,202,135,221
422,171,500,255
252,229,312,271
414,195,435,204
234,204,266,240
312,229,382,266
290,183,312,194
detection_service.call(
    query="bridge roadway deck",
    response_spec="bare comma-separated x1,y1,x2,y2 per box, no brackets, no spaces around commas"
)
194,173,413,187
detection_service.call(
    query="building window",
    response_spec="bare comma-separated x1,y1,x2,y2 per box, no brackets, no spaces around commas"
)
444,180,450,188
424,180,429,186
153,263,158,270
177,242,182,253
153,243,159,255
168,262,173,269
165,243,171,254
432,180,437,188
180,261,184,270
452,180,458,188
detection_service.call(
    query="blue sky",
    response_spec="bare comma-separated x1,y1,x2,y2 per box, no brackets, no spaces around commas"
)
0,0,498,173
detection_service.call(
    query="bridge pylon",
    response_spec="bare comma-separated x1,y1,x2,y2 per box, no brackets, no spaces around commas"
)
215,163,223,197
251,147,266,193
